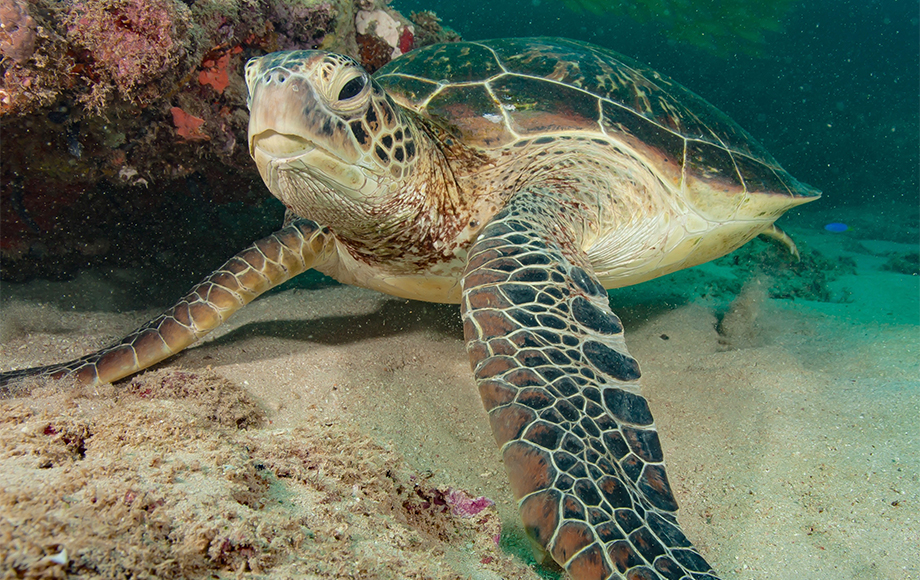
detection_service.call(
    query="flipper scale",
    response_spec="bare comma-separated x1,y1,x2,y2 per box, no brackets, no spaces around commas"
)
461,192,719,580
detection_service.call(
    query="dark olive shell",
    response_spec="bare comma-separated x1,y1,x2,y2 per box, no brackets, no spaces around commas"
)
375,38,818,199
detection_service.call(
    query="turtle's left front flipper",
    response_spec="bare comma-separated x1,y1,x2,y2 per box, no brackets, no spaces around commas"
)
0,219,336,392
461,192,720,580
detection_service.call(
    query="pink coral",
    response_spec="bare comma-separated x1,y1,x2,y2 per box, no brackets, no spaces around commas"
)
0,0,36,63
67,0,183,93
446,489,494,518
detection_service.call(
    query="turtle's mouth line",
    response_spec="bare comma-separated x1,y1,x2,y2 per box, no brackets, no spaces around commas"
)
251,130,363,172
251,130,381,202
250,130,317,160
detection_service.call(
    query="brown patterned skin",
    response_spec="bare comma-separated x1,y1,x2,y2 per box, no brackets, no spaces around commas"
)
0,220,335,387
462,190,717,578
2,38,821,579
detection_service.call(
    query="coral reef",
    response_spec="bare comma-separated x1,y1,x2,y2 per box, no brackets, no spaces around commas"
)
266,0,337,50
170,107,208,141
410,9,461,48
198,50,234,93
65,0,187,109
355,6,416,72
712,236,857,303
0,0,461,282
446,488,495,518
882,251,920,276
0,369,534,578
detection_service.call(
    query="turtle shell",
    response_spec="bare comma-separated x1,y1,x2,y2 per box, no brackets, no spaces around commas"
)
375,37,819,201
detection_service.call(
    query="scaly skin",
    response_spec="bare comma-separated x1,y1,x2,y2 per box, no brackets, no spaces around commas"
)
462,191,717,579
0,220,335,389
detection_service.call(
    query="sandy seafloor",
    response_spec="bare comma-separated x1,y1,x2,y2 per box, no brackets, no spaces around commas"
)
0,205,917,580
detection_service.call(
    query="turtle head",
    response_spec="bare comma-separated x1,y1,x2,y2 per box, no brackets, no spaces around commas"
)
245,50,421,234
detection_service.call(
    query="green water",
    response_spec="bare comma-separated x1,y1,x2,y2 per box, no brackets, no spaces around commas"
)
393,0,919,214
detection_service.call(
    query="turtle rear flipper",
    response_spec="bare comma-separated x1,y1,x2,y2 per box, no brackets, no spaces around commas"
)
461,191,719,580
0,220,336,392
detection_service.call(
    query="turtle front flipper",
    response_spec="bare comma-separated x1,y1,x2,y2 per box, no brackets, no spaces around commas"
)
461,194,720,580
0,219,336,391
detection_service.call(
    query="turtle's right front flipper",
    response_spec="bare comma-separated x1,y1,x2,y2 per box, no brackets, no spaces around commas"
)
0,219,336,391
461,193,720,580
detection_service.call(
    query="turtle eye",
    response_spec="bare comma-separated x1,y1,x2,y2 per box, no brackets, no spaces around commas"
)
338,76,367,101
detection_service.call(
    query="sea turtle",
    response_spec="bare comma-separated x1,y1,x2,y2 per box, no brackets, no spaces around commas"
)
0,38,819,579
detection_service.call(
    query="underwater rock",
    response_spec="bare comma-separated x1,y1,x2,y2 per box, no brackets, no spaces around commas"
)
0,0,36,63
355,6,415,72
409,10,461,47
65,0,186,109
266,0,336,50
170,107,208,141
0,0,461,282
882,251,920,276
716,276,770,350
715,237,856,303
0,372,531,578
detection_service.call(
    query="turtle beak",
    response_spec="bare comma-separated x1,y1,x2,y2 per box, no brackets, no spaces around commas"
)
247,67,321,161
247,62,333,196
248,72,321,198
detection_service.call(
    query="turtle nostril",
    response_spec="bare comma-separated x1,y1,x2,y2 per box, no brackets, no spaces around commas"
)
264,71,290,85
